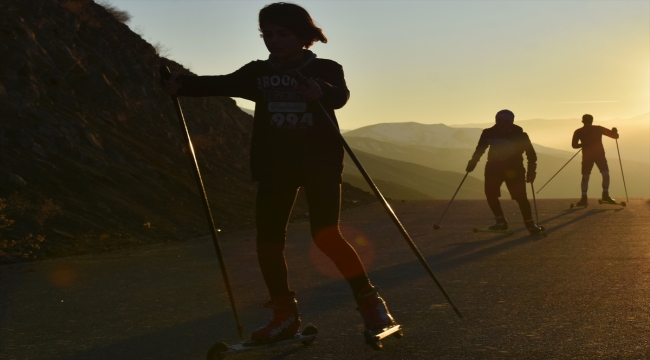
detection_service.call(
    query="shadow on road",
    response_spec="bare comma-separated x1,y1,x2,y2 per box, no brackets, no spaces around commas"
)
541,207,624,235
297,205,630,320
49,311,314,360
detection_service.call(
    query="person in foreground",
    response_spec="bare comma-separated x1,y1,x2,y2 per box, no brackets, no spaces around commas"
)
466,110,545,235
571,114,619,206
162,2,397,343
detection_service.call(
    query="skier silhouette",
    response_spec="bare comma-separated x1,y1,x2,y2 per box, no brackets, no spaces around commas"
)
466,109,544,235
571,114,619,206
162,2,397,344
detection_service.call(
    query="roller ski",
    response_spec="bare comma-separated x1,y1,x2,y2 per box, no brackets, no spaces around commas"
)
473,219,513,235
206,326,318,359
356,285,403,350
598,192,626,207
570,195,588,209
206,295,317,359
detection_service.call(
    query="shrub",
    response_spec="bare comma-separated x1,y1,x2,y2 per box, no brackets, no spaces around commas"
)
95,0,131,24
0,197,47,262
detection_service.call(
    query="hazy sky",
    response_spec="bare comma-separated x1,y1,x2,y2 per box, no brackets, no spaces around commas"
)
110,0,649,129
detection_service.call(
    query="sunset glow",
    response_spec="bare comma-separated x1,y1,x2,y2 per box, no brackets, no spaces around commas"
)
111,0,649,128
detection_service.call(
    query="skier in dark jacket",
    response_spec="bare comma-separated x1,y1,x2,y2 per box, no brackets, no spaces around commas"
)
466,110,544,235
571,114,619,206
162,2,396,344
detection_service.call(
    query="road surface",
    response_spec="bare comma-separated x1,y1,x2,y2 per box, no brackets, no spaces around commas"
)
1,198,649,359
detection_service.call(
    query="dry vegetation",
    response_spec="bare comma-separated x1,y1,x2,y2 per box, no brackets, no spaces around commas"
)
94,0,131,24
0,194,60,261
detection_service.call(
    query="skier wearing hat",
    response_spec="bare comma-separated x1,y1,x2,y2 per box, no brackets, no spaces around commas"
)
465,110,544,235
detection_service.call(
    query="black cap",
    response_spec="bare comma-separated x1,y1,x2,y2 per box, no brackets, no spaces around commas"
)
495,109,514,122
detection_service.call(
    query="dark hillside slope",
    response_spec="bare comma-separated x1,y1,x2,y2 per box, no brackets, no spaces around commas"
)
0,0,375,263
343,150,494,199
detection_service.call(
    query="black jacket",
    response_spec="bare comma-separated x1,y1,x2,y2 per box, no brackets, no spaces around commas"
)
469,124,537,176
177,51,348,183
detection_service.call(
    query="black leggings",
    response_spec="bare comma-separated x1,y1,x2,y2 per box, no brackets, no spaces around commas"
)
485,174,533,222
256,180,370,298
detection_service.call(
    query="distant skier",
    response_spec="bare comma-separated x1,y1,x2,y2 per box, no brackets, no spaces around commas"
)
465,110,544,235
571,114,619,206
162,2,397,345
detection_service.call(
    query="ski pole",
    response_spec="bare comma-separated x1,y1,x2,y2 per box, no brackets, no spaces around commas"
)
294,71,462,318
615,138,629,203
160,65,244,338
433,172,469,230
536,148,582,194
530,182,539,224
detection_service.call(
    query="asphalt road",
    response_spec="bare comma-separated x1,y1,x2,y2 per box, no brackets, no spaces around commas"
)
1,198,649,359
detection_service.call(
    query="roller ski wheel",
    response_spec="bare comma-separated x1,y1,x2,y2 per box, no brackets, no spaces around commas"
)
472,227,514,235
598,199,626,207
364,324,403,351
300,325,318,345
206,326,319,359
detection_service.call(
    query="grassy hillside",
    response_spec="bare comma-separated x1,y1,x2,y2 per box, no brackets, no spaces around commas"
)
342,173,433,200
345,136,482,178
344,135,649,199
343,150,495,200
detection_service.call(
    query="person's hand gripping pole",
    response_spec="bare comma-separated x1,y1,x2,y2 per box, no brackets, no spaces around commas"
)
159,65,244,338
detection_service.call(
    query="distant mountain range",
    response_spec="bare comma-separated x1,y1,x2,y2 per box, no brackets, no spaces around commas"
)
342,149,491,200
240,106,648,200
344,123,575,158
452,113,649,164
239,107,255,116
343,121,649,199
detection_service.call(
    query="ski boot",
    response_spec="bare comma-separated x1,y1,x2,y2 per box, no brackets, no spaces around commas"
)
570,195,588,208
472,217,512,234
356,285,402,350
525,220,547,237
250,294,301,343
488,217,508,231
598,191,626,206
601,191,616,204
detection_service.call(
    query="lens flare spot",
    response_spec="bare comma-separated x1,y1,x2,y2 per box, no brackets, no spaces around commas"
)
309,226,375,279
50,267,77,287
